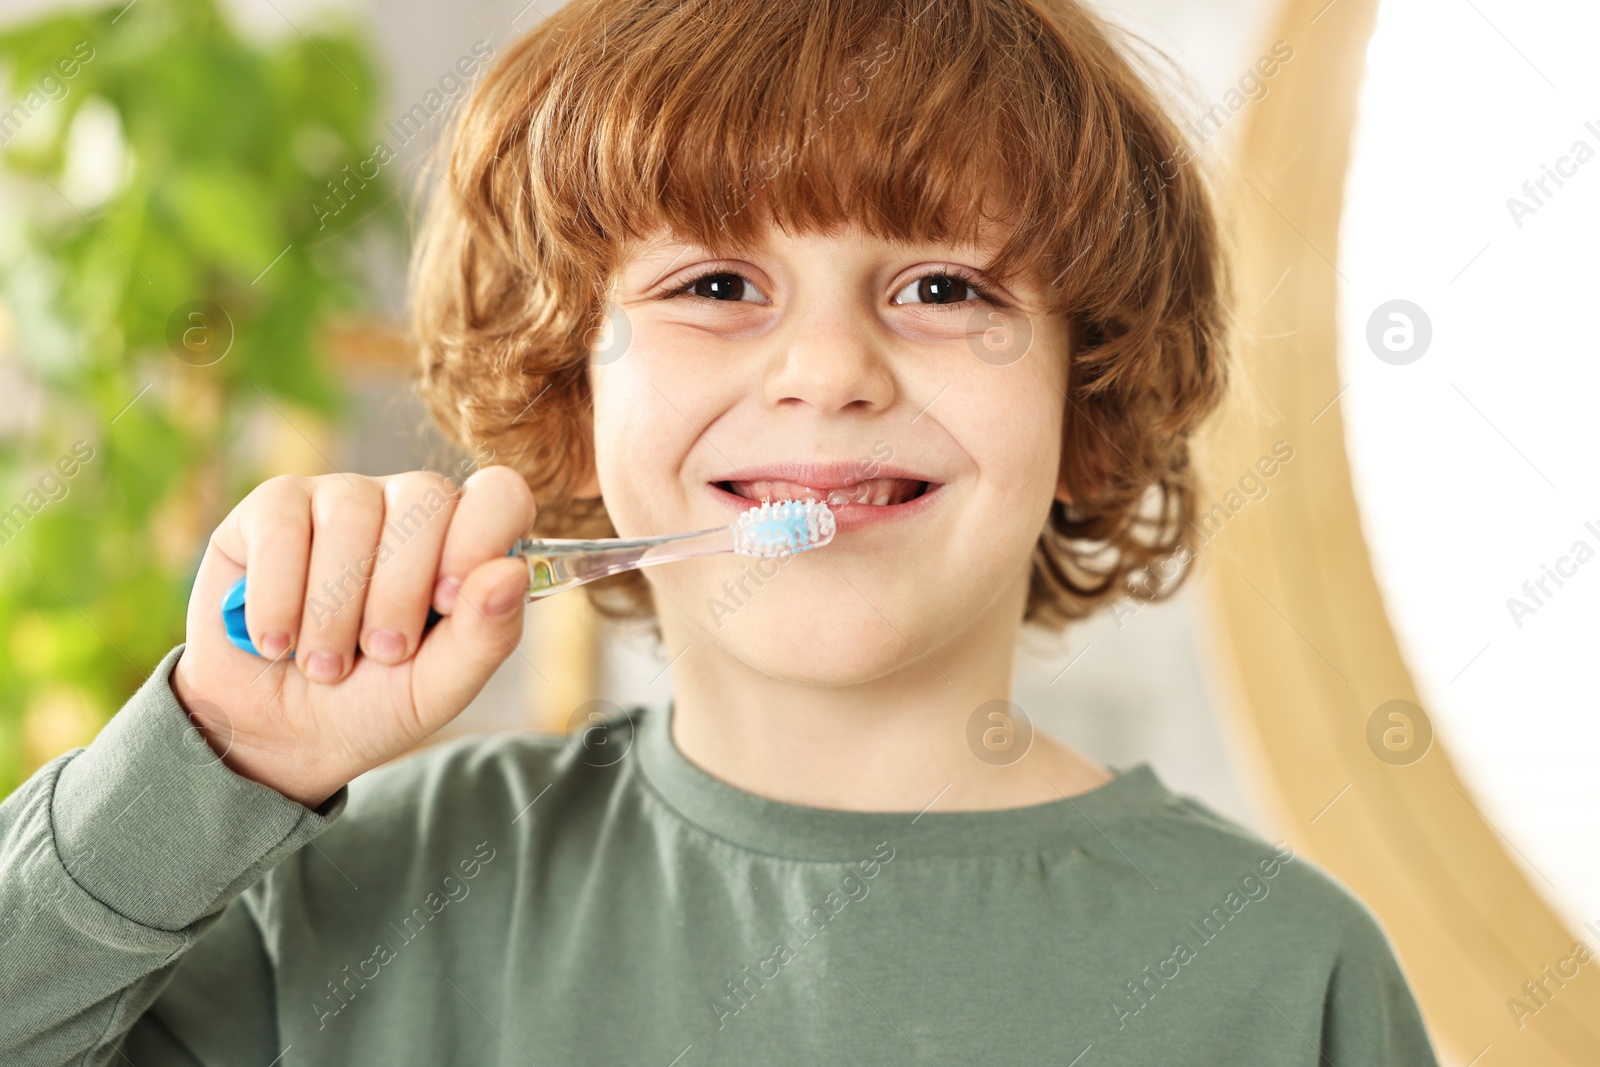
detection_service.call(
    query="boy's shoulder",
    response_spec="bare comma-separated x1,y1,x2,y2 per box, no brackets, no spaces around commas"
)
1119,767,1400,960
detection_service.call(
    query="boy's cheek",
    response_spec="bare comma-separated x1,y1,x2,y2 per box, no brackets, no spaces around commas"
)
591,407,700,534
939,388,1061,497
935,322,1067,445
592,354,747,512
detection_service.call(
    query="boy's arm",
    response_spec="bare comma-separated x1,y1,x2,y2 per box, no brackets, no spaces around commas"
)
1321,900,1442,1066
0,644,347,1066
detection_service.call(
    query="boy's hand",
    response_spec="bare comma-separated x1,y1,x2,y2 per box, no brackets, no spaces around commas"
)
169,466,536,809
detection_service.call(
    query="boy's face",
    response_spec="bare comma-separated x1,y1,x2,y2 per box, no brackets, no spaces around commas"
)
585,220,1072,686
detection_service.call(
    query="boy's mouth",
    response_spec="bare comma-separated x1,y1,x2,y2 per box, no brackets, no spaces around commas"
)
707,462,946,533
716,477,931,507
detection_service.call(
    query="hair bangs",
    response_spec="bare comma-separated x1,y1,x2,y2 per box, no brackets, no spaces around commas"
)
530,0,1120,302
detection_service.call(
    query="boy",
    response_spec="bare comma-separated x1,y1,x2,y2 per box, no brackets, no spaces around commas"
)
0,0,1440,1062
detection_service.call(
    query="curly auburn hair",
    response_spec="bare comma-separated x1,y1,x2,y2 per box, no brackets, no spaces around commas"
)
410,0,1234,639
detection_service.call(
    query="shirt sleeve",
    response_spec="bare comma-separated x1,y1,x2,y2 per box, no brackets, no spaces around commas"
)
1321,896,1441,1066
0,643,348,1067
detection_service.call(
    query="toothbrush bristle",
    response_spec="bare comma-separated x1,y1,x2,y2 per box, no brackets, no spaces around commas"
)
732,500,836,557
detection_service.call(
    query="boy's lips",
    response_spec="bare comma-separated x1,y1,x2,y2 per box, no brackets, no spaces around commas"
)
721,477,927,506
706,461,946,533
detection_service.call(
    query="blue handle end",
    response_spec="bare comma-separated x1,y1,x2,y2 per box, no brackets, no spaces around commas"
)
220,574,444,660
221,574,266,656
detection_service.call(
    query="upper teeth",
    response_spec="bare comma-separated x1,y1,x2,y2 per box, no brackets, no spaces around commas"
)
726,478,923,506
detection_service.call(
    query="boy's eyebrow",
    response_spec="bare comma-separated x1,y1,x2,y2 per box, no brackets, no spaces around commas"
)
618,234,755,281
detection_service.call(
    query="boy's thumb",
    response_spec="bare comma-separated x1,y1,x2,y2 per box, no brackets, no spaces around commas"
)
411,556,529,726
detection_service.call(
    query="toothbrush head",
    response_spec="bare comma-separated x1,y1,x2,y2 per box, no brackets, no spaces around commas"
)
732,499,836,557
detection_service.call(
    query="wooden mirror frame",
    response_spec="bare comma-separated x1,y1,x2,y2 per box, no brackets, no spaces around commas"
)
1194,0,1600,1062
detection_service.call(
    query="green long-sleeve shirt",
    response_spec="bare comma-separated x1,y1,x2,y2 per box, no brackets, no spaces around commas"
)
1,644,1440,1065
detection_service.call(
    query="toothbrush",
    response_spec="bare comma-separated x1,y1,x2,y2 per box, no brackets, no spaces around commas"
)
220,499,836,658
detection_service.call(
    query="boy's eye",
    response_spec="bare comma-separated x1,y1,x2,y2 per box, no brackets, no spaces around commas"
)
665,267,999,311
890,271,996,311
671,271,768,304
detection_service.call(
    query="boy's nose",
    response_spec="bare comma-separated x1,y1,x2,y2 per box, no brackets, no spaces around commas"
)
761,311,895,414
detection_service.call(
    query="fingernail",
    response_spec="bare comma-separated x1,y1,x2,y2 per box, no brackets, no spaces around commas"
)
365,628,406,662
305,651,343,683
434,575,461,612
484,577,526,617
258,632,290,659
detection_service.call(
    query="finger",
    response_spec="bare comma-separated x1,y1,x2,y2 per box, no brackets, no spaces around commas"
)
297,475,385,684
209,475,311,661
409,554,529,729
359,471,459,665
433,465,538,614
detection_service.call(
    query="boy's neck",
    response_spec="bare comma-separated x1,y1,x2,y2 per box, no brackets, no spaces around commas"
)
655,569,1113,813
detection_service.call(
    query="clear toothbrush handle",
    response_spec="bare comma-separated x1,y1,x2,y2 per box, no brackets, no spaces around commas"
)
513,525,735,598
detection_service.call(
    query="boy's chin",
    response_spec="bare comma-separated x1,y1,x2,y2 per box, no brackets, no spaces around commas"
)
703,608,935,688
734,641,929,688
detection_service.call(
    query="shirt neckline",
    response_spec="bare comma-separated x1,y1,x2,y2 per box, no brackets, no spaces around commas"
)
631,697,1174,862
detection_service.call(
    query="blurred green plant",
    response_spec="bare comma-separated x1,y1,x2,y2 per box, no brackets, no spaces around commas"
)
0,0,400,793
